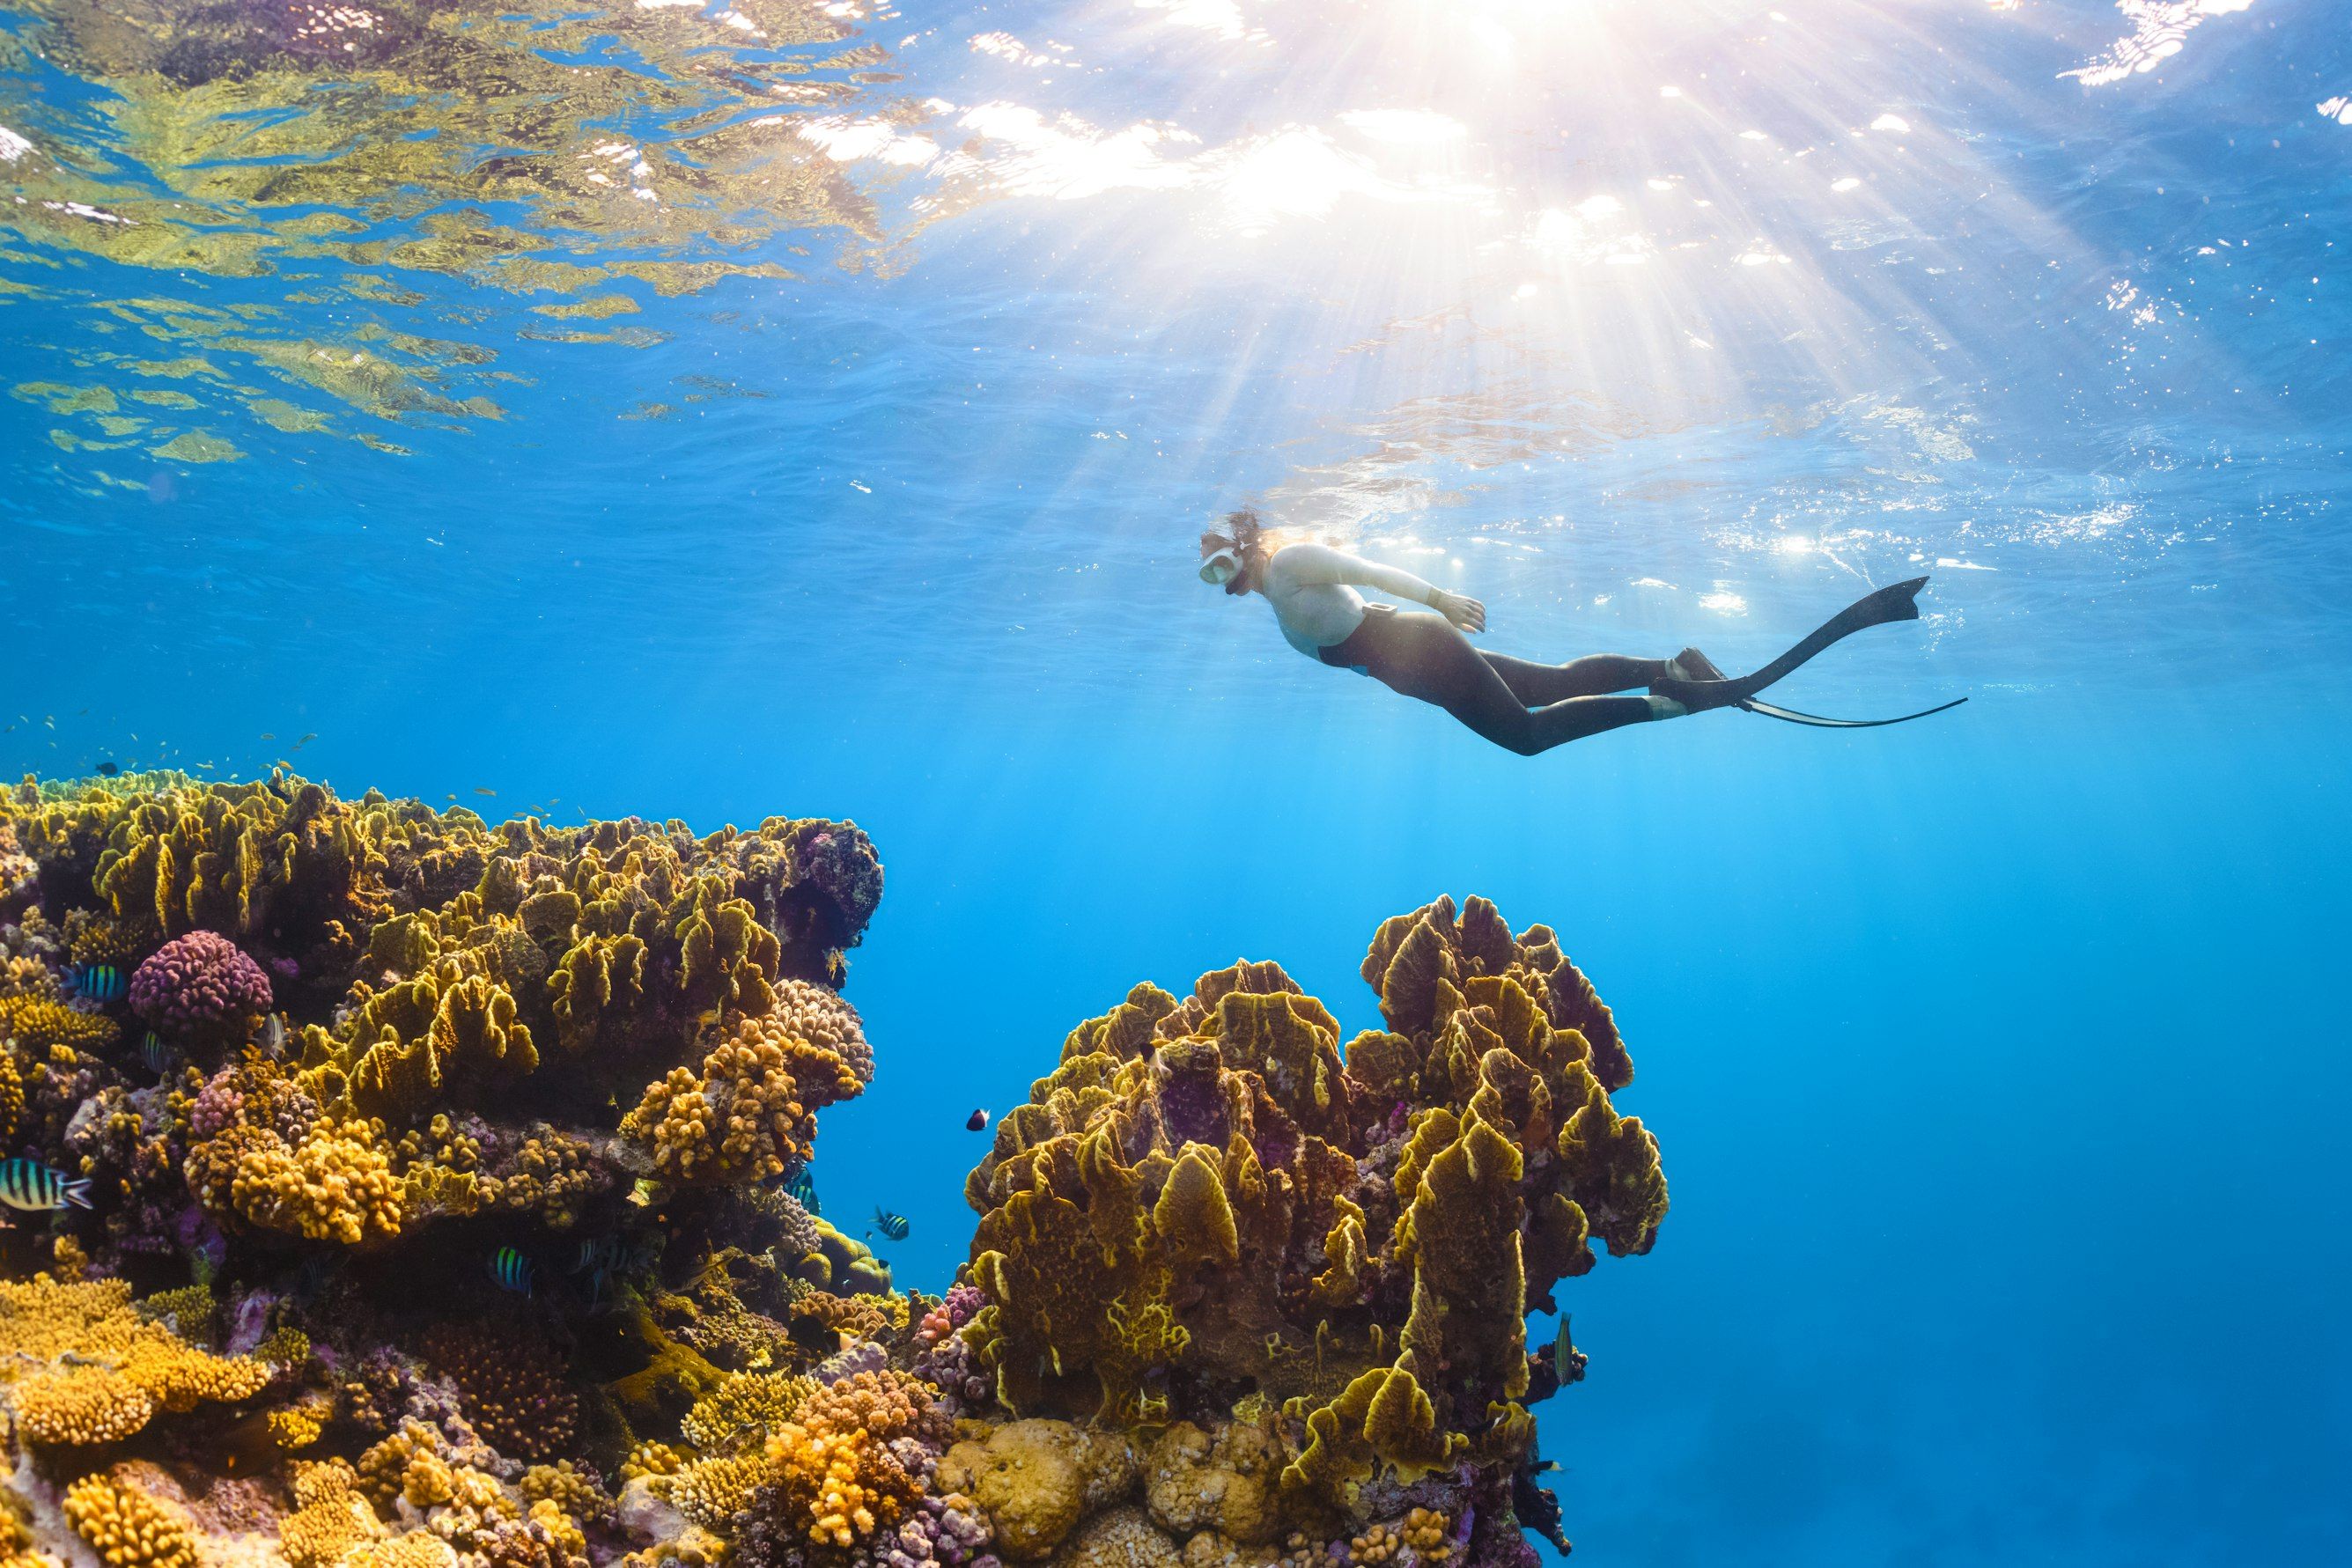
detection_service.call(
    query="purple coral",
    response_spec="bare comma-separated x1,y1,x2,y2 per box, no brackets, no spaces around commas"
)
869,1491,994,1568
912,1289,993,1419
131,931,271,1042
795,822,882,939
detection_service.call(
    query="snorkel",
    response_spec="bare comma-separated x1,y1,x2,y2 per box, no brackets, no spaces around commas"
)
1198,507,1264,595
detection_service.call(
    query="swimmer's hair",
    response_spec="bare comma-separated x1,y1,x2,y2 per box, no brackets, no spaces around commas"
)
1201,506,1272,566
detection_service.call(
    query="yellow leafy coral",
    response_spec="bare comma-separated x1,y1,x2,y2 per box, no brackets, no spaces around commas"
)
0,1277,270,1445
962,895,1668,1521
63,1471,198,1568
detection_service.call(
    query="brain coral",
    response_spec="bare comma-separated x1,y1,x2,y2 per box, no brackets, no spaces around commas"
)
129,930,272,1043
962,896,1667,1513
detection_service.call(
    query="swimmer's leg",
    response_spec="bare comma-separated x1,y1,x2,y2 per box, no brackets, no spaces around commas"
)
1478,651,1667,704
1369,616,1676,755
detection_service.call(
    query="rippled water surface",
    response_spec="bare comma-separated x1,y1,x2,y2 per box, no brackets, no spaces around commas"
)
4,1,2348,1563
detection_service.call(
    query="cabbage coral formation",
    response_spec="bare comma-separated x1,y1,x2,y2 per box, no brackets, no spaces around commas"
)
960,894,1667,1551
1,769,884,1257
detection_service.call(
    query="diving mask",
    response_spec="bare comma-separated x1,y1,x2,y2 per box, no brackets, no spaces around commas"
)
1199,547,1240,585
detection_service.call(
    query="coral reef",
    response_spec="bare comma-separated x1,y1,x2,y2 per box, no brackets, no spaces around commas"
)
0,769,1661,1568
957,894,1666,1549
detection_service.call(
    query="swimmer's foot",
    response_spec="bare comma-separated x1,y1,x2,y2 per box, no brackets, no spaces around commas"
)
1652,647,1744,711
1665,647,1728,683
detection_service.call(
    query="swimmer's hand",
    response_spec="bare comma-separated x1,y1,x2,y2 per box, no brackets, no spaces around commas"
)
1432,590,1486,633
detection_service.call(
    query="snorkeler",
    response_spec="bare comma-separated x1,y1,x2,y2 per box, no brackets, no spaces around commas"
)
1198,509,1959,755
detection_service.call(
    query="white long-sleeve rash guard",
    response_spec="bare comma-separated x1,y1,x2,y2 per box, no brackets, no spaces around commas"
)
1258,542,1440,659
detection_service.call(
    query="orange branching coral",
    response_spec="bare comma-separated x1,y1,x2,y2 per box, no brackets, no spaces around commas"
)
280,1461,387,1568
620,1029,816,1184
758,1371,949,1549
0,1277,271,1446
63,1471,199,1568
190,1113,404,1246
767,977,875,1087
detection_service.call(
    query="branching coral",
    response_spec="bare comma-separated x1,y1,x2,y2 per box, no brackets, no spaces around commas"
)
754,1371,951,1552
0,1276,271,1445
419,1322,580,1462
280,1461,387,1568
63,1472,199,1568
680,1371,815,1454
0,991,119,1054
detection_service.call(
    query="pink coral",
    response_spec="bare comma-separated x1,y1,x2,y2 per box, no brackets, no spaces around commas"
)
132,931,272,1043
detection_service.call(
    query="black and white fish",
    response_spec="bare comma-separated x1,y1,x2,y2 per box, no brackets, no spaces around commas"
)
0,1159,93,1212
869,1207,910,1242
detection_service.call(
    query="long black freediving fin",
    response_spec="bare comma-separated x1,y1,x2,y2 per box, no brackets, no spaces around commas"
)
1697,575,1931,707
1738,696,1968,728
1660,575,1935,715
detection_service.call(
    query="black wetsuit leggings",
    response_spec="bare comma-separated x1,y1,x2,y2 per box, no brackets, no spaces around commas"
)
1320,606,1662,756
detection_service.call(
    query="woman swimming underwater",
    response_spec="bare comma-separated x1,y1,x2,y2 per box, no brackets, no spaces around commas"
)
1198,509,1960,755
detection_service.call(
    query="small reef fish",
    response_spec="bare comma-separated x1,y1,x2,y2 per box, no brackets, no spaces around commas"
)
294,733,316,749
141,1032,174,1075
259,1014,287,1056
490,1247,535,1294
474,787,497,798
71,963,128,1004
571,1235,623,1275
870,1207,910,1242
966,1108,990,1133
94,761,120,777
784,1167,820,1214
0,1159,93,1212
261,732,276,741
571,1235,625,1304
1552,1315,1585,1387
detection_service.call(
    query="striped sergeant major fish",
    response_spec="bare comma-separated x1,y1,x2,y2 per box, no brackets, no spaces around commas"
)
0,1158,94,1212
571,1235,624,1276
141,1032,175,1076
869,1207,910,1242
71,964,128,1004
784,1167,819,1214
489,1246,535,1295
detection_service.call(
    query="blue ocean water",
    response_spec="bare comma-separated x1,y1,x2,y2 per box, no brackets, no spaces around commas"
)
3,0,2348,1560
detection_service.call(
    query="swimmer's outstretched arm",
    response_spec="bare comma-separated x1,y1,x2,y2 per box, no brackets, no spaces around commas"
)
1274,542,1486,631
